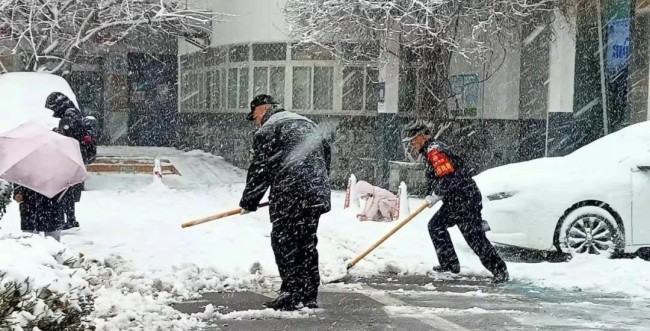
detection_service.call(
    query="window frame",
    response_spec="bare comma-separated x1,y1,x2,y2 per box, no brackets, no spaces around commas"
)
178,42,381,116
342,65,380,112
448,73,483,119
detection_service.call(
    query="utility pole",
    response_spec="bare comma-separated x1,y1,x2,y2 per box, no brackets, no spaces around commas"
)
596,0,609,135
376,22,401,189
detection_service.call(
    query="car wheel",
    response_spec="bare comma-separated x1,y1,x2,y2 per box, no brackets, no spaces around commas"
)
557,206,623,258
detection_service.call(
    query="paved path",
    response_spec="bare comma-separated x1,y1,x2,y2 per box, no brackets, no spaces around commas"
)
172,275,650,331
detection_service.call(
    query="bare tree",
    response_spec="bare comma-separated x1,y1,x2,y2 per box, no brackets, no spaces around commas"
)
0,0,223,73
284,0,560,120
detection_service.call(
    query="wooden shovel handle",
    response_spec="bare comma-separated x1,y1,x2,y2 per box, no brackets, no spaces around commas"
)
181,201,270,228
346,202,430,269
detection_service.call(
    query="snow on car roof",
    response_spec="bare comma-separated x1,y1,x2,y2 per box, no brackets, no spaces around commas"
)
0,72,78,134
567,120,650,163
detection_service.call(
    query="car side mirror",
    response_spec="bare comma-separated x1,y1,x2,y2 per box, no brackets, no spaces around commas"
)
637,165,650,171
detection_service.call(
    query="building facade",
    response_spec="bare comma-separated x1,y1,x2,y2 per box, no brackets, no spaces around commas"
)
174,0,649,192
0,32,179,147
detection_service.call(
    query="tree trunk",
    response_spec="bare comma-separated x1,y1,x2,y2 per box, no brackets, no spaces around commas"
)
416,46,453,121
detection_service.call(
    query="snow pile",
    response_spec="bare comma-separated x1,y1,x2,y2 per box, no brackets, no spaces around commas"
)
0,227,278,331
83,255,274,330
512,254,650,296
192,304,314,320
0,232,94,330
0,180,11,221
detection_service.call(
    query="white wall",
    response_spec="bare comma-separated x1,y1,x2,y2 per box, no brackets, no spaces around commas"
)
180,0,292,53
210,0,291,46
449,22,521,120
547,8,576,114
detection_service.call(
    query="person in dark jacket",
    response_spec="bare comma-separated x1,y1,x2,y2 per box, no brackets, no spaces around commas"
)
45,92,96,230
402,123,509,283
239,94,331,311
13,185,66,241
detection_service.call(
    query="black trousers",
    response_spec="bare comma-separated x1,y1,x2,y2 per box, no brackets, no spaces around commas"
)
63,201,76,223
428,203,507,276
270,208,321,301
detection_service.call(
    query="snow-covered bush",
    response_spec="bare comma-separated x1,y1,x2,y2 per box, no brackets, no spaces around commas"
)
0,233,94,330
0,180,11,221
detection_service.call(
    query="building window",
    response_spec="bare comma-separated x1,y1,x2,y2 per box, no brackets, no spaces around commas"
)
270,67,285,104
253,66,285,103
292,65,333,111
291,43,334,61
450,74,481,117
292,67,311,110
253,43,287,61
227,67,250,109
220,68,227,109
210,69,221,109
238,67,249,108
229,45,249,62
343,67,379,111
253,67,268,96
228,68,238,108
180,72,189,111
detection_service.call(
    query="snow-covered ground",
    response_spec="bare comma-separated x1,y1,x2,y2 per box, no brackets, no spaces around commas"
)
2,147,650,329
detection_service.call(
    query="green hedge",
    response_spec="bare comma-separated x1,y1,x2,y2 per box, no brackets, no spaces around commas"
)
0,248,95,330
0,180,11,221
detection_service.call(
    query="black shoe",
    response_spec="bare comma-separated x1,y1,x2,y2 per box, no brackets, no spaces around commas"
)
263,292,298,311
263,292,286,308
432,265,460,274
301,300,318,309
492,270,509,284
299,293,319,309
60,222,79,231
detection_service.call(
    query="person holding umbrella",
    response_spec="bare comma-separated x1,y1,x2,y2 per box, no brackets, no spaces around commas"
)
13,185,66,241
1,122,88,241
45,92,95,230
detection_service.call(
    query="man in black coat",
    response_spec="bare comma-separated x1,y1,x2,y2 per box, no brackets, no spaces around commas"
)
45,92,97,230
402,123,509,283
239,94,331,311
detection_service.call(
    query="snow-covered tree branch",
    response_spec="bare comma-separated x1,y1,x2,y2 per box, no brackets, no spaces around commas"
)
0,0,223,73
285,0,560,118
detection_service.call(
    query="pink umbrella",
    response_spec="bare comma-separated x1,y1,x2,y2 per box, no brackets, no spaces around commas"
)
0,121,88,198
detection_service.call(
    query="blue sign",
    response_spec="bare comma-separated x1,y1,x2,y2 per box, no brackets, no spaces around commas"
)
606,18,630,75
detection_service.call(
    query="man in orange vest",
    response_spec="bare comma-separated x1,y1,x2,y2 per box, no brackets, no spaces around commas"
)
402,123,509,283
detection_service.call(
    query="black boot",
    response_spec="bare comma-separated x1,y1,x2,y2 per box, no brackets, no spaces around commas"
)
299,292,318,309
263,291,286,308
263,292,298,311
432,265,460,274
492,270,509,284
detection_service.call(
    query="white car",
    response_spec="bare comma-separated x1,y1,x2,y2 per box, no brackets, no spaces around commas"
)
0,72,78,134
475,121,650,258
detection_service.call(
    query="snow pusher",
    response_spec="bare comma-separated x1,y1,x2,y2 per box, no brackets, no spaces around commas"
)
181,202,270,228
326,201,430,284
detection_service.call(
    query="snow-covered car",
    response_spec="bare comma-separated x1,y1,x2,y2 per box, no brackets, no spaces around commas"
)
475,121,650,258
0,72,78,220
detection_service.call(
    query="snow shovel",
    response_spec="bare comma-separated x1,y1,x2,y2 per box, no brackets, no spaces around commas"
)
325,201,431,284
181,201,270,228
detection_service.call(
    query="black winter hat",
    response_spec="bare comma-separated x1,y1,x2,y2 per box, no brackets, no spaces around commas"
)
45,92,79,118
247,94,278,120
401,123,431,142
